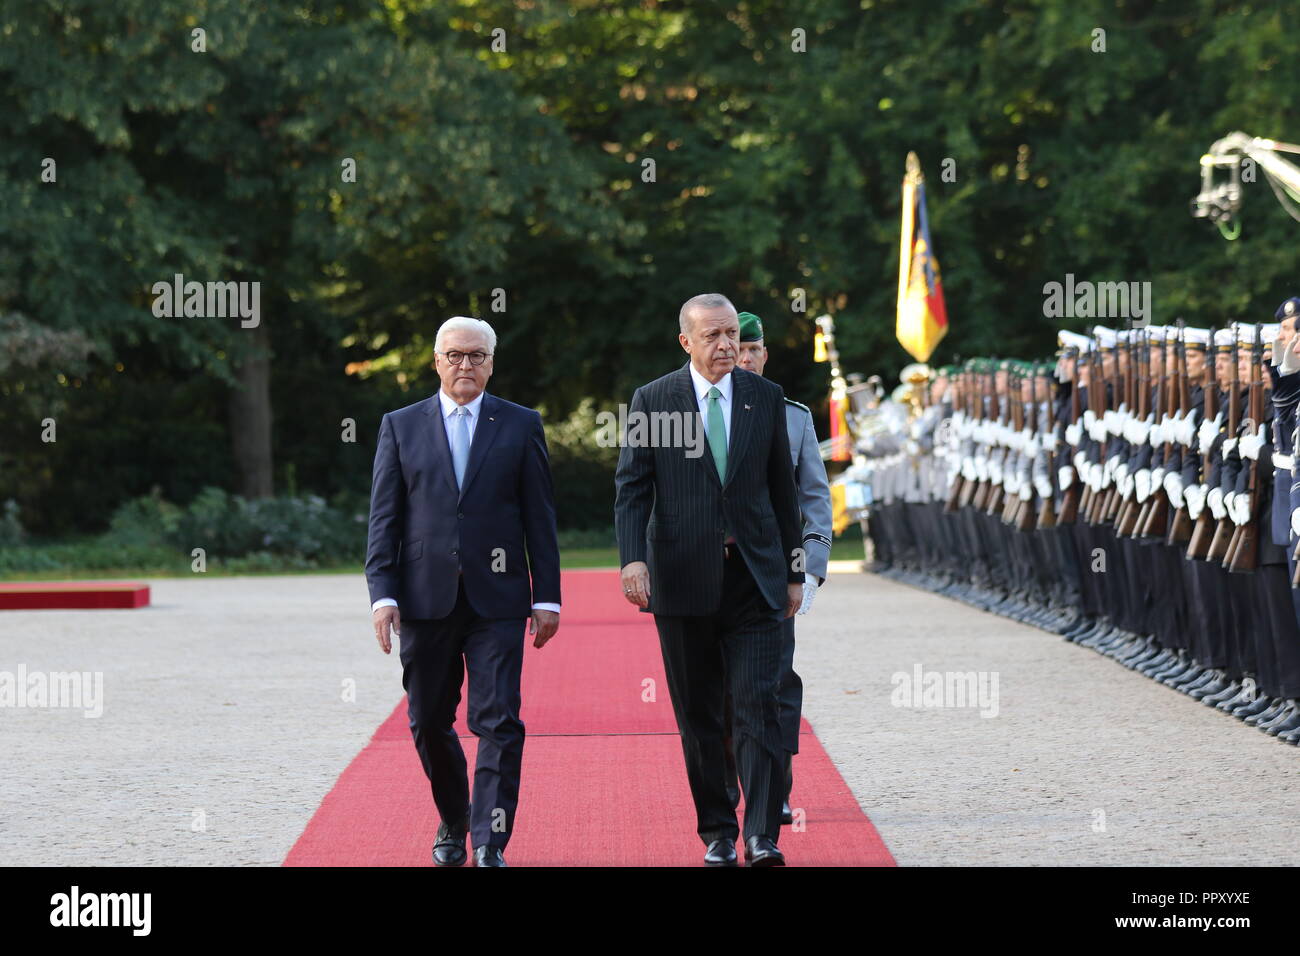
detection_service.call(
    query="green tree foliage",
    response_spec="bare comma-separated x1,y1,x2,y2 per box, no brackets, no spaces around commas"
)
2,0,1298,535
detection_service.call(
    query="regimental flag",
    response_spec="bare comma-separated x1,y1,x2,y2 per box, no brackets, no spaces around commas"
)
896,152,948,363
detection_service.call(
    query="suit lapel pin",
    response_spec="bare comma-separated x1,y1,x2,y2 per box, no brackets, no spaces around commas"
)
744,404,751,410
489,417,495,422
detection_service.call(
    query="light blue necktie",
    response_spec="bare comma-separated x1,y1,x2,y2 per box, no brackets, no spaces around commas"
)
449,406,470,489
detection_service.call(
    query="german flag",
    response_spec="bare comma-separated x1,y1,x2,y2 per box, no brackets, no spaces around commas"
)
896,152,948,363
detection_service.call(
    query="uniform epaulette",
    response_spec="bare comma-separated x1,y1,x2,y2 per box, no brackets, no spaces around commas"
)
784,398,811,414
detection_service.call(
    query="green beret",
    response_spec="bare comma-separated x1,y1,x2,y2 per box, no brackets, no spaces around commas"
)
737,311,764,342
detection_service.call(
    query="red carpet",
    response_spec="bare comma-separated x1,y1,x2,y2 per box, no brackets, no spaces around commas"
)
285,570,895,866
0,581,150,610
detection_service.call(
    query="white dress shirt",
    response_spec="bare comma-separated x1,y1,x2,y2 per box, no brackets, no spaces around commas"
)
371,387,561,616
689,363,733,444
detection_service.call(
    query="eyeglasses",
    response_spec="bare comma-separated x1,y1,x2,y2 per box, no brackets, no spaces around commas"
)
437,350,492,367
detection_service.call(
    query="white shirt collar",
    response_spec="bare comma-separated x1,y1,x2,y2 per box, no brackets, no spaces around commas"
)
688,363,732,404
438,388,485,419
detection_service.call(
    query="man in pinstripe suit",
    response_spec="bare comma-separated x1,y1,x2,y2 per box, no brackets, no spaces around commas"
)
615,293,804,867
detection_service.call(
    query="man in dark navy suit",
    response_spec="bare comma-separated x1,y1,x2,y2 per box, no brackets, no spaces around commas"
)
615,293,803,867
366,316,561,868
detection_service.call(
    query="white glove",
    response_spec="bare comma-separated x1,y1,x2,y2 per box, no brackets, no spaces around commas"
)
1083,409,1096,434
1208,487,1227,520
1223,491,1238,523
1035,476,1054,500
1184,483,1207,519
1065,421,1083,447
1167,411,1185,446
1162,471,1185,509
1150,466,1166,490
1044,430,1059,453
1177,411,1199,446
1240,424,1266,461
797,573,818,615
1282,336,1300,376
1073,451,1087,476
1198,413,1222,452
1058,466,1075,490
1222,437,1238,456
1290,506,1300,538
1114,462,1130,485
1230,492,1252,526
1135,468,1152,503
1018,481,1032,501
1132,415,1153,446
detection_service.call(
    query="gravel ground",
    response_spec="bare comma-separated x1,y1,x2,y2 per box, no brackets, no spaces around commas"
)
798,563,1300,866
0,575,396,866
2,568,1295,866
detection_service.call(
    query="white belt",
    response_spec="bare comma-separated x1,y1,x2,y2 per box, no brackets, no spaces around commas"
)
1274,452,1294,470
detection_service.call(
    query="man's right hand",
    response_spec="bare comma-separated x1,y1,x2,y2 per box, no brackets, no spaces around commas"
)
373,606,400,654
621,561,650,608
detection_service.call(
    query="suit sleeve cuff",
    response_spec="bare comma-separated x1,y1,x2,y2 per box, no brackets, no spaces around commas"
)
531,602,561,613
371,598,398,613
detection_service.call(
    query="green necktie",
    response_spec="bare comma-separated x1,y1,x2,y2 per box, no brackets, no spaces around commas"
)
706,386,727,483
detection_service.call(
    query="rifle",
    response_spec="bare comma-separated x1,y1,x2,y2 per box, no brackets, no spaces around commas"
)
1227,327,1264,572
1206,331,1241,562
1058,350,1083,524
970,363,993,510
1186,327,1219,559
1078,352,1095,522
1015,368,1039,531
986,365,1006,516
1167,322,1194,544
1103,332,1128,523
1138,331,1170,537
1005,367,1025,524
1037,364,1058,529
957,367,981,509
1117,328,1148,536
944,369,966,513
1086,344,1108,524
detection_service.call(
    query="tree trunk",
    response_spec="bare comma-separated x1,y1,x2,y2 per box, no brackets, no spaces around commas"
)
228,321,274,499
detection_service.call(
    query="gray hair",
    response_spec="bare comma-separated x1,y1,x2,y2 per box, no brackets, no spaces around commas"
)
679,293,736,335
435,316,497,354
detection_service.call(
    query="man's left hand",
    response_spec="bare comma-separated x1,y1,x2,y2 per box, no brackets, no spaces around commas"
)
785,582,803,619
530,610,559,648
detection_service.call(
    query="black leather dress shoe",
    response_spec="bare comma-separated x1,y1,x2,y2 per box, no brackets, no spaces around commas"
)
704,838,738,867
780,801,793,825
473,845,507,867
432,810,470,867
744,835,786,867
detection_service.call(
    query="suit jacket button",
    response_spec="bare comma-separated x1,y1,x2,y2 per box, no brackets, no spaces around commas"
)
450,549,458,556
457,512,465,519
